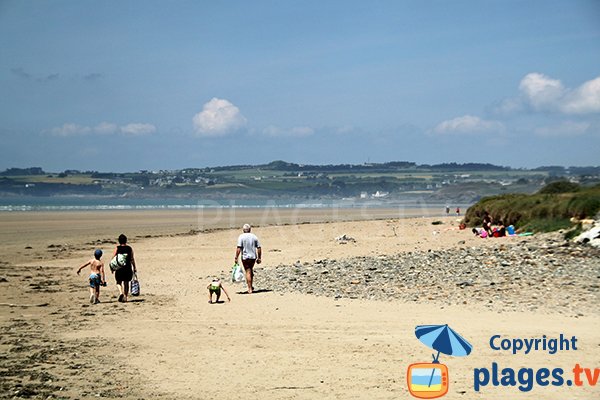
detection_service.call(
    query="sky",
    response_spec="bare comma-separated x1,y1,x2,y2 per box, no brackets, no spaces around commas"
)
1,0,599,172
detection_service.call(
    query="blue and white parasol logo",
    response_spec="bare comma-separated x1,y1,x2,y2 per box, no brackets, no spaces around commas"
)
407,324,473,399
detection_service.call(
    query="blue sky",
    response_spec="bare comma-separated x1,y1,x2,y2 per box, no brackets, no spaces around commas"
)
1,0,599,171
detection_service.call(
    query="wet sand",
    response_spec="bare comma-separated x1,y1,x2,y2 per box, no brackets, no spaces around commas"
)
0,207,440,265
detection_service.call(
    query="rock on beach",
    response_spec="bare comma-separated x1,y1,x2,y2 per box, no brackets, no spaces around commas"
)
258,233,600,315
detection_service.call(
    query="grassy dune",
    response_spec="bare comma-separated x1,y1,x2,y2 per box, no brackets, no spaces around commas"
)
464,182,600,232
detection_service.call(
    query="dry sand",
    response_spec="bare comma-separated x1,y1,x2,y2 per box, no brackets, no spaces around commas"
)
1,209,598,399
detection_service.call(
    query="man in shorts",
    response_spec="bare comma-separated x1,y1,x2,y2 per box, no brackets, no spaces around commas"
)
234,224,261,294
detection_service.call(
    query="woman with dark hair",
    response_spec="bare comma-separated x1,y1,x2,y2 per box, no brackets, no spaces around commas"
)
482,211,493,236
112,233,137,302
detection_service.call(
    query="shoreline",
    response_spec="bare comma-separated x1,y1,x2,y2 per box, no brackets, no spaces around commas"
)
0,196,467,213
0,207,454,265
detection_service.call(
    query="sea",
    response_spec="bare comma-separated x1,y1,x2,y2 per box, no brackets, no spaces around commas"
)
0,196,458,213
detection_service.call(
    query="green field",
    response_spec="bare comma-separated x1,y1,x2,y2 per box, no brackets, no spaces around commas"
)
1,163,598,204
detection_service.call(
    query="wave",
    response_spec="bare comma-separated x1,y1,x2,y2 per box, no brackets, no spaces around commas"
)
0,197,452,212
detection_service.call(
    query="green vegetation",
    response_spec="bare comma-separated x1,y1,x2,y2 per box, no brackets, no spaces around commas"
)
564,223,584,240
537,180,580,194
464,183,600,232
1,162,599,203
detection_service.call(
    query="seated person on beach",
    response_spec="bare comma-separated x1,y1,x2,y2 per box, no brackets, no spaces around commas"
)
207,278,230,304
472,227,488,238
77,249,106,304
491,222,507,238
497,222,506,237
482,212,493,235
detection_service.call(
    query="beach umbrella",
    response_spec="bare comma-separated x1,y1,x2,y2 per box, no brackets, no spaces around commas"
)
415,324,472,360
415,324,473,387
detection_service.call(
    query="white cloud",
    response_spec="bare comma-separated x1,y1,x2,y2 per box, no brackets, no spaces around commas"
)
519,73,565,111
290,126,314,136
516,73,600,115
432,115,504,135
263,125,315,137
120,123,156,136
193,98,247,136
94,122,118,134
50,123,91,136
48,122,155,136
262,126,283,136
561,77,600,114
534,121,591,137
492,97,524,115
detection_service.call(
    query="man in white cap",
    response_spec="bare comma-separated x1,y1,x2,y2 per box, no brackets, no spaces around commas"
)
234,224,262,294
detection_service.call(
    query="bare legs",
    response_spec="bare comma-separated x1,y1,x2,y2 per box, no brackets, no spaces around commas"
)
88,286,101,304
242,259,256,294
244,267,254,293
208,290,221,304
117,281,129,302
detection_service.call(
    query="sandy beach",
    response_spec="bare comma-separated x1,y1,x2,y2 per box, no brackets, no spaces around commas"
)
1,209,598,399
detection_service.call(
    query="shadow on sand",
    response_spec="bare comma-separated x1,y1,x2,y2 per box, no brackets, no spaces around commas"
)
235,289,273,295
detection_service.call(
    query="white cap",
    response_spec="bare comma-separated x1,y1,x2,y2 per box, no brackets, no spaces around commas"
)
243,223,251,232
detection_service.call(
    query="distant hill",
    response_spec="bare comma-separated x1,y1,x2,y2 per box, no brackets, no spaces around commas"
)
0,167,45,176
1,161,599,202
